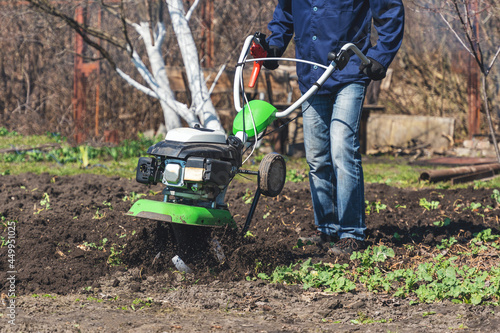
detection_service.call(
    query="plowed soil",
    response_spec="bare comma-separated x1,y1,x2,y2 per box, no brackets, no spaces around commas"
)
1,172,500,332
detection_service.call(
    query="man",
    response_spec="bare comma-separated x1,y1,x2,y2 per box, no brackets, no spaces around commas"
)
263,0,404,254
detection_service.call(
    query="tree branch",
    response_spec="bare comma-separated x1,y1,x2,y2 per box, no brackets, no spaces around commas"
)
27,0,126,69
130,49,161,91
451,0,484,71
29,0,126,50
206,63,227,97
486,46,500,75
185,0,201,22
99,0,135,26
119,0,134,57
115,68,157,97
439,12,472,54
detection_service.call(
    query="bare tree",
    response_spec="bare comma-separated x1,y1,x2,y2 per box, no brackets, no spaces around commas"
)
27,0,223,132
415,0,500,161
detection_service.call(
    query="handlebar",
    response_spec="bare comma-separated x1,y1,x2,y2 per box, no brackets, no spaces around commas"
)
234,35,256,113
248,32,269,88
233,35,371,118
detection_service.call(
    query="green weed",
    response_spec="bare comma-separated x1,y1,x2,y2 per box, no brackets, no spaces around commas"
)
466,202,482,211
41,192,51,209
34,193,51,214
83,238,108,251
472,228,500,243
351,245,395,266
419,198,440,210
92,208,106,220
0,127,19,137
131,297,153,310
243,231,255,238
433,218,451,227
107,244,124,266
102,201,113,210
286,169,307,182
258,258,356,293
468,229,500,253
492,189,500,205
256,242,500,306
351,312,391,324
365,200,387,214
87,296,103,303
0,236,9,247
242,188,254,204
122,192,146,203
436,237,458,249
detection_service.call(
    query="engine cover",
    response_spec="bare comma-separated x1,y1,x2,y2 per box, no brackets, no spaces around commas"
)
135,129,244,203
164,127,227,144
147,140,241,166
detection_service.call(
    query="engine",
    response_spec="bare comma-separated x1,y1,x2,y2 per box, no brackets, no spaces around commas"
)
135,127,243,208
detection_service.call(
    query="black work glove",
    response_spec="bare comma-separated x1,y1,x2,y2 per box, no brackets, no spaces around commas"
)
263,45,282,70
359,57,386,81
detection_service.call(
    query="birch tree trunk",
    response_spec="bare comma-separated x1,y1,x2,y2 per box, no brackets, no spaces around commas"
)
167,0,223,131
130,21,200,130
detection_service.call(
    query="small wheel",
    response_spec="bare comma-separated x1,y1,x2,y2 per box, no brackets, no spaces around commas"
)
258,153,286,197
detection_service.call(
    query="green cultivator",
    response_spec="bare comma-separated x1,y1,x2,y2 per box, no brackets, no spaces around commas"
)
127,33,370,268
126,99,286,269
126,98,286,233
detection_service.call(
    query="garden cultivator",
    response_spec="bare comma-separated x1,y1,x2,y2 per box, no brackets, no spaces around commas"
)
126,33,370,268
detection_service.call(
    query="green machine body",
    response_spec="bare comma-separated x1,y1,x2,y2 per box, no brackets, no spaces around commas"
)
232,100,277,139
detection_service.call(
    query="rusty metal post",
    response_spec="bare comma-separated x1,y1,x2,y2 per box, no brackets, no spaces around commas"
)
200,0,214,68
72,4,100,143
94,7,101,137
468,55,481,138
467,0,481,139
73,6,87,144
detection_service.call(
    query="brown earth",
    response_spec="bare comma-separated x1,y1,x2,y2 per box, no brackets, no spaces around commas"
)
1,171,500,332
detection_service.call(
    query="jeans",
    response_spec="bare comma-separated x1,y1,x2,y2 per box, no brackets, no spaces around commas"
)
302,82,366,241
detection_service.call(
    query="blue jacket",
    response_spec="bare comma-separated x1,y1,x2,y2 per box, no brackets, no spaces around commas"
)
267,0,405,93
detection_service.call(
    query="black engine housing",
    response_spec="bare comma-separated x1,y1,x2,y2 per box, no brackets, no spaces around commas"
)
135,136,243,188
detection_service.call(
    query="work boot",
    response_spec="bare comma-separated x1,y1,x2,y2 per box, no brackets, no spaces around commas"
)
298,231,337,245
328,237,366,255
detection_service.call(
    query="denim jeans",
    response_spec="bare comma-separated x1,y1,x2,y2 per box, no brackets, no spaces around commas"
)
302,82,367,241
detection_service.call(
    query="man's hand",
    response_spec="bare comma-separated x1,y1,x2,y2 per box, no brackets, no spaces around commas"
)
263,45,281,70
359,57,386,81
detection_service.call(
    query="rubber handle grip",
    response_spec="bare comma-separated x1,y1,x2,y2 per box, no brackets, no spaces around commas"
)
248,61,263,88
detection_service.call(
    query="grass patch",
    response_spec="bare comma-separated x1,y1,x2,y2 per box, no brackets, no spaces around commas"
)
257,234,500,305
363,162,423,187
0,158,138,178
0,128,64,149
